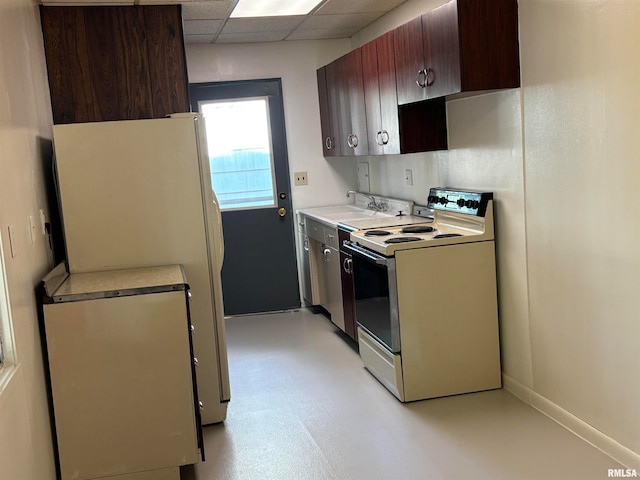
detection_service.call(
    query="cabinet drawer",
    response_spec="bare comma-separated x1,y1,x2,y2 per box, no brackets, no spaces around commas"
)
306,218,325,243
305,217,338,248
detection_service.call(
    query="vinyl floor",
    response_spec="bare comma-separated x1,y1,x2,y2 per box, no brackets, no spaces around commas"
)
182,309,622,480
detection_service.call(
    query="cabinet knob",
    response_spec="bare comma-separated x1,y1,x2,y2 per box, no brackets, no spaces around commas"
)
193,357,199,367
347,134,359,148
376,131,384,146
199,401,204,412
190,324,195,334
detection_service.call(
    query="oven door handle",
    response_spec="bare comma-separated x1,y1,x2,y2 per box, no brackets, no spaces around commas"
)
343,241,388,266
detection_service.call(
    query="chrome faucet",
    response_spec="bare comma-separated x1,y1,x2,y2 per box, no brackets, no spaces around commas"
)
347,190,385,211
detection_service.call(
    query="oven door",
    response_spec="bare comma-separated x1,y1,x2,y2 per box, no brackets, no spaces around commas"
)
343,242,400,353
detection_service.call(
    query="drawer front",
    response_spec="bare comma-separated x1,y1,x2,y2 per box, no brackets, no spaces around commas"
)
323,226,338,249
358,327,404,401
306,217,325,243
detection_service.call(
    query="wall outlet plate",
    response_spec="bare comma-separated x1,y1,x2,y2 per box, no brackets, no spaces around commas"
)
294,171,308,186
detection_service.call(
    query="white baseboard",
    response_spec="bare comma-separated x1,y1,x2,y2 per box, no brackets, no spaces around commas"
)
502,373,640,471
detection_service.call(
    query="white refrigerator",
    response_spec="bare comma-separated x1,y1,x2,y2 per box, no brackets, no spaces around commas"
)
52,113,230,425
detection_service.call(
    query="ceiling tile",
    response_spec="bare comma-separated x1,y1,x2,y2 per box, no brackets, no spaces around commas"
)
222,17,303,34
183,19,222,35
317,0,406,15
298,11,385,30
182,0,233,20
184,34,216,44
217,30,290,43
286,26,362,41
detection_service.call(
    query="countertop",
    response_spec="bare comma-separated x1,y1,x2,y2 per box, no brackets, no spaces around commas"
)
49,264,188,303
297,204,432,231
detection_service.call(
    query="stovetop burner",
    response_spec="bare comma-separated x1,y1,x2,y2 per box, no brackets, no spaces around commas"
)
384,237,422,244
364,229,392,236
401,225,435,234
433,233,463,239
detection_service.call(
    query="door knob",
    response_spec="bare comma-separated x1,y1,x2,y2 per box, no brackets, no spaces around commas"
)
278,207,286,217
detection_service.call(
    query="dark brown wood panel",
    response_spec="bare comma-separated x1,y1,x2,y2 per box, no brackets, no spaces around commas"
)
143,5,190,117
113,7,154,120
361,39,383,155
84,7,120,122
423,1,461,98
343,48,368,156
398,98,448,154
316,67,336,156
41,5,189,124
457,0,520,91
376,31,400,155
338,228,356,341
393,17,427,106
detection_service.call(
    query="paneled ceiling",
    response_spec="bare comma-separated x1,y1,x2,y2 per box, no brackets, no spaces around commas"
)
39,0,409,44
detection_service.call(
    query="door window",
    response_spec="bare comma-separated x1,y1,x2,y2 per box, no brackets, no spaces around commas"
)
199,98,277,211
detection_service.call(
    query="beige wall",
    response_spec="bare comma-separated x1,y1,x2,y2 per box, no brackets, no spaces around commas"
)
353,0,640,468
0,0,57,479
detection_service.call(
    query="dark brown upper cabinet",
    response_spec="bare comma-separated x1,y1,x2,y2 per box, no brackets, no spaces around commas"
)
361,31,400,156
316,67,337,157
394,0,520,105
41,5,190,124
317,49,369,157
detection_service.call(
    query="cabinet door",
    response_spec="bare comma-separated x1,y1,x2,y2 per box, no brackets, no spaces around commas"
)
325,58,344,156
361,39,383,155
393,17,428,106
377,31,400,155
324,246,345,332
362,31,399,155
340,48,368,156
316,67,337,156
422,0,461,98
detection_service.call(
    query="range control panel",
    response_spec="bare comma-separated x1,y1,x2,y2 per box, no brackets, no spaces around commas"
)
427,188,493,217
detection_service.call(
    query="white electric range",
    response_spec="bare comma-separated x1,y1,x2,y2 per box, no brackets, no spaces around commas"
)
343,188,502,403
348,189,494,256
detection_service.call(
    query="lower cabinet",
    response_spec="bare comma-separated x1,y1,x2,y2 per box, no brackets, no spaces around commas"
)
40,265,201,480
339,228,357,341
305,216,345,333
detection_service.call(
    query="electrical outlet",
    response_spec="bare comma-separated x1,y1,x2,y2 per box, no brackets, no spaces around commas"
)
405,169,413,186
294,171,308,186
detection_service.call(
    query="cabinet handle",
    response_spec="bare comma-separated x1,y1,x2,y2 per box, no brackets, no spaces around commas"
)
323,247,331,262
381,130,389,145
416,69,427,88
347,134,359,148
199,401,204,412
416,68,435,88
193,357,199,367
303,238,309,251
325,136,334,150
376,130,384,146
343,257,353,274
425,67,435,87
190,324,195,334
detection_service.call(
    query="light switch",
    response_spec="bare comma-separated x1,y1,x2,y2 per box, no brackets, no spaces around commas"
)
405,169,413,186
358,162,370,192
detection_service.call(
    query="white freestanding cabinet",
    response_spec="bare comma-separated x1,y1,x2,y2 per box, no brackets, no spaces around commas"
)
42,265,202,480
52,114,229,425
